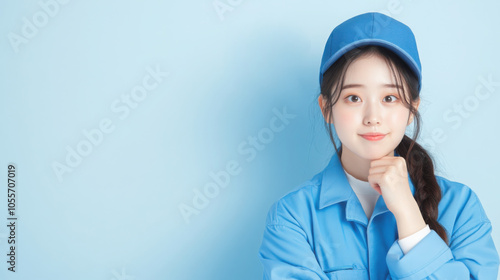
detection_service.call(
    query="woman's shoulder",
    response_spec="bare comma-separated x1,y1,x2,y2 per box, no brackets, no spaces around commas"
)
435,175,472,194
263,173,323,226
435,175,482,204
434,175,491,229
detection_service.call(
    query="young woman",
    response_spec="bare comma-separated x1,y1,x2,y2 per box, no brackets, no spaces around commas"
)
258,12,499,279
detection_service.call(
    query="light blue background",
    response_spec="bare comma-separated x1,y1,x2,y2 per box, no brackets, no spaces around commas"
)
1,1,499,279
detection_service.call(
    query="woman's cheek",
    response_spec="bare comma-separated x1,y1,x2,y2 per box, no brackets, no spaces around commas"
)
389,109,412,132
332,110,357,141
333,108,357,125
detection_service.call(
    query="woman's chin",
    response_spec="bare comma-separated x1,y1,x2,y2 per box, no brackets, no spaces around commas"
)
359,150,394,160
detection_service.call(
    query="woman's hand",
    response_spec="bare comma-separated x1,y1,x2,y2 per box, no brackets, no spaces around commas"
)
367,156,412,213
368,156,426,239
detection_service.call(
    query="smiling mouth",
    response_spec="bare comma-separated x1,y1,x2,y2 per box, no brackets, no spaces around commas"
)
360,133,386,141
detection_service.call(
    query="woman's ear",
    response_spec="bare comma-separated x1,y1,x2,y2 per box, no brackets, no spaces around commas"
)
318,95,331,123
407,98,421,125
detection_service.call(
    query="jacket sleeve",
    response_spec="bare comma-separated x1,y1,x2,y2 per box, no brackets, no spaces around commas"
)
385,190,500,280
258,201,329,280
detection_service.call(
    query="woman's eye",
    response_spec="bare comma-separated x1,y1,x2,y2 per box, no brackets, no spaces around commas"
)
383,95,398,102
346,95,361,102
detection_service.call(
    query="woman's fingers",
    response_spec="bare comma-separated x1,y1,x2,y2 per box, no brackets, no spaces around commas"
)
368,166,388,175
370,156,406,169
367,176,383,195
366,155,414,214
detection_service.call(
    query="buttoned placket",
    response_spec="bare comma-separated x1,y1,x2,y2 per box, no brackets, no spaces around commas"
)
345,187,392,279
367,196,393,279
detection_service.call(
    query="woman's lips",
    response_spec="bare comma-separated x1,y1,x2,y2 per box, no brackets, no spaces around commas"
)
360,133,386,141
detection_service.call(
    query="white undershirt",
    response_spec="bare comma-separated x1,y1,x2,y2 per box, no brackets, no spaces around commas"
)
344,170,431,254
344,170,380,218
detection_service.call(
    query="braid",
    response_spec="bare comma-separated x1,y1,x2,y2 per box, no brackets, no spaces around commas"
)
396,136,448,244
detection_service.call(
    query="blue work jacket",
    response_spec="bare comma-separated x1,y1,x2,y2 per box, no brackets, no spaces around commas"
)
259,152,499,279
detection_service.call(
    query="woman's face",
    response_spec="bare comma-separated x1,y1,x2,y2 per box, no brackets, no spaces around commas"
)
320,53,419,161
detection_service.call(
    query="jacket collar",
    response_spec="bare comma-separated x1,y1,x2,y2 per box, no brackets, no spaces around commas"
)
318,150,416,211
318,152,352,209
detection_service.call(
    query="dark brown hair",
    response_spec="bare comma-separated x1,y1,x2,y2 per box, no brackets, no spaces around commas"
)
319,45,448,244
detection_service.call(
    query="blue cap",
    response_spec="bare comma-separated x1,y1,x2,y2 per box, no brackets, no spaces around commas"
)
319,12,421,90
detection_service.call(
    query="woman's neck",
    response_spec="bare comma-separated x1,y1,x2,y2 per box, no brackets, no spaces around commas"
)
340,149,371,182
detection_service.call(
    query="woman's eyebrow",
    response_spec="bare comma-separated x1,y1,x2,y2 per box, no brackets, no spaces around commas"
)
341,84,364,90
341,83,403,90
383,84,403,89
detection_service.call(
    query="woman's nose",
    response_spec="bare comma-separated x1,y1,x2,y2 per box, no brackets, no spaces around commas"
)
363,103,381,126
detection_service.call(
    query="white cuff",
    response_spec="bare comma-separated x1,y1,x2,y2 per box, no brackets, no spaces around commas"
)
397,224,431,255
